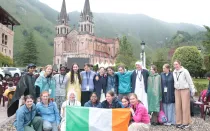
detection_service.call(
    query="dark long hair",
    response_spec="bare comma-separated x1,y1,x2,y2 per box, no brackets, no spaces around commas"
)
70,63,82,84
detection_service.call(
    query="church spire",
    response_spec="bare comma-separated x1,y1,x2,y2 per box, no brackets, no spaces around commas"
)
58,0,69,25
83,0,92,16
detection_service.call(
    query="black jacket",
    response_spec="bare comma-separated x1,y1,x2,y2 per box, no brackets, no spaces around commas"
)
94,74,107,100
7,73,37,117
100,97,122,108
131,69,149,93
161,72,175,103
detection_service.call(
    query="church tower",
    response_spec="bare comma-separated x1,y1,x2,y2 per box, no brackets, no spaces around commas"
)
79,0,94,35
56,0,70,36
54,0,70,67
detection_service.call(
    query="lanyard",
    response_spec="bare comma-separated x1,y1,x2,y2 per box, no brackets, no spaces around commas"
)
86,72,91,85
175,72,182,81
59,75,65,87
136,70,142,81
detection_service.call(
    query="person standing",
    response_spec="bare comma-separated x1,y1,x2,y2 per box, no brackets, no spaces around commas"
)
106,67,119,95
173,60,195,129
80,63,96,106
14,95,43,131
8,64,37,117
66,63,82,102
116,65,132,100
161,64,175,125
131,62,149,110
147,65,162,125
35,65,56,99
53,66,68,111
94,67,107,101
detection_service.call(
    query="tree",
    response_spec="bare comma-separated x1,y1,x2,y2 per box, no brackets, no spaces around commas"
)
0,53,13,66
152,48,169,73
116,36,137,70
203,25,210,53
21,32,39,65
171,46,203,77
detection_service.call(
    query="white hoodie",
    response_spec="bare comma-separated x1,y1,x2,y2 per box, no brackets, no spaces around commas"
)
173,67,195,95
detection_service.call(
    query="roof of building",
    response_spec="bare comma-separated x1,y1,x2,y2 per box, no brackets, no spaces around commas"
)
0,6,20,25
95,37,118,44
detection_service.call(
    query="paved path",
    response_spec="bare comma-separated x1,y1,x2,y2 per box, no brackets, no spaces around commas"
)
0,100,8,124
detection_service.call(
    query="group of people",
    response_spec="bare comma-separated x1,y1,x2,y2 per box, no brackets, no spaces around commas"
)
8,59,196,131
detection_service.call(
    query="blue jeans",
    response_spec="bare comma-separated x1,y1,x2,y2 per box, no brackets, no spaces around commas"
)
163,103,176,124
43,120,58,131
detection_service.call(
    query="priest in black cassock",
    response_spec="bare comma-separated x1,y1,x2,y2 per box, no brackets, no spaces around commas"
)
131,62,149,110
7,63,38,117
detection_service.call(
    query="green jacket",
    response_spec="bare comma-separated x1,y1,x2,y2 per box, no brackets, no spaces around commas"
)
116,71,132,94
147,72,162,112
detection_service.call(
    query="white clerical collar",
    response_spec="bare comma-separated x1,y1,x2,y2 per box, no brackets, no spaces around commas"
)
136,70,142,73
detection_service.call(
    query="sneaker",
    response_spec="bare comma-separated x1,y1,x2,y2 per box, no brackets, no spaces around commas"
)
164,123,172,126
182,125,190,129
176,124,183,128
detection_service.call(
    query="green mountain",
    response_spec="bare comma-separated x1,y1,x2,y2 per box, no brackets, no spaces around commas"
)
0,0,205,65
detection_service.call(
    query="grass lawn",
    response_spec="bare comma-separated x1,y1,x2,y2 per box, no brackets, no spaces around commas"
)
193,78,209,85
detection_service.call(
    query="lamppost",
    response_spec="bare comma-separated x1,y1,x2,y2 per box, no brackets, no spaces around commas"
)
141,41,145,67
197,47,202,53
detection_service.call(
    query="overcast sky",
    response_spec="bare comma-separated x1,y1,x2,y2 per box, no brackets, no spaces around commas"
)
40,0,210,26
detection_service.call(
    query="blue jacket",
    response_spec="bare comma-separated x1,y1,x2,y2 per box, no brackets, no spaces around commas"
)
35,75,56,99
161,72,175,103
14,104,37,131
81,71,96,91
36,102,60,125
116,71,132,94
84,100,101,108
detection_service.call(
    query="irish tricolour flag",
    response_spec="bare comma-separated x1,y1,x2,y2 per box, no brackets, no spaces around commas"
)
66,106,131,131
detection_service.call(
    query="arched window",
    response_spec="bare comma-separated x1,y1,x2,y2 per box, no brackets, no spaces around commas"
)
84,24,86,32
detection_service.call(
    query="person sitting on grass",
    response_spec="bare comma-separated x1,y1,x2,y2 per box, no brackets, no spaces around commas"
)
14,95,43,131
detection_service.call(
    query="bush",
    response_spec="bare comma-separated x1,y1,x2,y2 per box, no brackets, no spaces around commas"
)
194,82,208,96
172,46,203,76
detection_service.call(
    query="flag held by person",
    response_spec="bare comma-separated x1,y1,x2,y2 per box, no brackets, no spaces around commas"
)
66,106,131,131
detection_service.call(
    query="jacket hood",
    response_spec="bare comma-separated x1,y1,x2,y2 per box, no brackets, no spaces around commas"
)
174,66,185,73
149,72,159,76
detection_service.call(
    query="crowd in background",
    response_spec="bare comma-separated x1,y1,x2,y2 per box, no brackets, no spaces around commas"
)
5,60,198,131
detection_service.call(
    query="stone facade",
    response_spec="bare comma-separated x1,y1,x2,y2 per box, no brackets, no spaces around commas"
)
53,0,119,68
0,23,14,58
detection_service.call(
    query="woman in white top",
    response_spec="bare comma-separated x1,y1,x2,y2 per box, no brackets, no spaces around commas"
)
60,90,81,131
173,60,195,129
